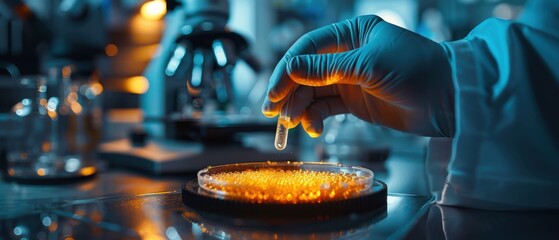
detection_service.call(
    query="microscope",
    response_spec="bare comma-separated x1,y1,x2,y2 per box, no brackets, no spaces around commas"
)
99,0,292,175
143,0,269,141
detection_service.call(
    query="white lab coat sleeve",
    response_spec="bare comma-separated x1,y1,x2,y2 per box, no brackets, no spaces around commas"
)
436,18,559,209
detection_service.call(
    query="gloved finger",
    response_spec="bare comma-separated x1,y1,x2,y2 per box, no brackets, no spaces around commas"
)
288,86,341,127
266,59,297,103
261,95,282,118
266,20,362,103
301,97,349,138
287,50,362,87
263,82,340,121
262,83,308,120
286,86,314,127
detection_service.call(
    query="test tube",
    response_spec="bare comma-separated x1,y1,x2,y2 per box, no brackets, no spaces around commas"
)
274,114,290,150
274,94,293,150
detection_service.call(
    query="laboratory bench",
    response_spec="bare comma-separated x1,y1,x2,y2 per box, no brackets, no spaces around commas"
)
0,147,558,239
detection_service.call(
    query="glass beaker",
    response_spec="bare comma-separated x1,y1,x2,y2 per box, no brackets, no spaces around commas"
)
3,66,102,182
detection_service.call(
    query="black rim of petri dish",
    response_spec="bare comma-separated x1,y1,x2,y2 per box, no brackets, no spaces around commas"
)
182,179,387,219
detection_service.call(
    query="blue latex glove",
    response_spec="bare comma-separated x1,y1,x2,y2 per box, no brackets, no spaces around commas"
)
262,15,454,137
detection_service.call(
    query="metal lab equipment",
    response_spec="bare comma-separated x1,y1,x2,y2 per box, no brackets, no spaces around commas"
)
0,0,49,75
164,0,259,114
2,66,102,183
143,0,264,141
0,0,106,75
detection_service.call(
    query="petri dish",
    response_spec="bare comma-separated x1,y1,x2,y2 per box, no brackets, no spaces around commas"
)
197,161,374,204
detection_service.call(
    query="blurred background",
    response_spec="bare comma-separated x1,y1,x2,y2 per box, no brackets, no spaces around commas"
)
0,1,537,238
0,0,528,180
0,0,527,117
73,0,526,115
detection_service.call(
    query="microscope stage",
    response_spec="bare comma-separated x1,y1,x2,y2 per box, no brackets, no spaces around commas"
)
98,138,293,175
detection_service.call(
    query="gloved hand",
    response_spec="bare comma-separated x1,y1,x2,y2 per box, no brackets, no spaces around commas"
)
262,15,455,137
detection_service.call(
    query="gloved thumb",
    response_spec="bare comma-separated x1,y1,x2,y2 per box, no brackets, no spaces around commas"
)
287,50,358,87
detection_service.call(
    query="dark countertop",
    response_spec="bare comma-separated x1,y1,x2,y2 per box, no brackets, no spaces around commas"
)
0,171,431,239
1,147,558,239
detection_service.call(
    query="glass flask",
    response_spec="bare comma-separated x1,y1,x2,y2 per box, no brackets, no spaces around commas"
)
3,66,102,182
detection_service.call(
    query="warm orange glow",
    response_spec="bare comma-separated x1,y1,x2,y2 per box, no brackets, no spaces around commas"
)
90,210,103,223
138,218,166,240
317,44,349,54
200,168,369,204
140,0,166,20
106,109,143,123
37,168,46,176
70,102,83,115
68,92,78,102
62,66,72,78
105,44,119,56
86,81,103,98
48,222,58,232
80,166,96,176
14,4,32,18
289,71,346,87
48,110,58,119
124,76,150,94
42,142,51,152
129,16,163,44
186,83,202,96
91,82,104,93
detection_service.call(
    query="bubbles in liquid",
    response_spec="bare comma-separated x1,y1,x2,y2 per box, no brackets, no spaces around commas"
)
200,168,368,204
274,116,290,150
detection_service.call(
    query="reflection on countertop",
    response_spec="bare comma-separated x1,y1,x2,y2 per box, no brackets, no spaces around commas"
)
0,189,431,239
0,158,559,239
403,204,559,240
0,150,434,239
0,169,188,220
1,144,557,239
